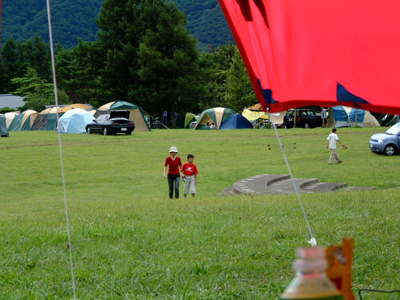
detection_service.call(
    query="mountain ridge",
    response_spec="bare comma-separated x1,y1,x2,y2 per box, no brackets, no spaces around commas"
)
1,0,234,49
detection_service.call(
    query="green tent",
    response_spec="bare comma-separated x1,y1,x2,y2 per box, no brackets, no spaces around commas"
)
8,110,38,131
0,114,9,137
176,112,198,128
95,100,151,132
31,107,60,131
195,107,236,130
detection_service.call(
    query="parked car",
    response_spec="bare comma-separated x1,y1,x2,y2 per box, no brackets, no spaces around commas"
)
283,108,324,128
86,111,135,135
369,122,400,155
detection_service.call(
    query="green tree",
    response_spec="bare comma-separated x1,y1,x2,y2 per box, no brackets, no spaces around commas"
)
196,43,237,110
1,36,51,94
1,38,21,93
56,40,105,107
11,67,69,111
224,47,257,112
136,0,205,125
96,0,141,101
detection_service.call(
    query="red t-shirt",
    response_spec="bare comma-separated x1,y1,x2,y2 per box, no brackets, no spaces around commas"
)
181,162,198,176
165,156,182,175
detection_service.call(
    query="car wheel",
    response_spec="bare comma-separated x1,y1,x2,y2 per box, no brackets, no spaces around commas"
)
87,127,91,134
305,123,309,129
103,127,108,136
384,144,396,156
126,132,132,135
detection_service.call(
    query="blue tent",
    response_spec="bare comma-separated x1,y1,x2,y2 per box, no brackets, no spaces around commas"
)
327,106,379,128
220,113,254,130
58,108,95,134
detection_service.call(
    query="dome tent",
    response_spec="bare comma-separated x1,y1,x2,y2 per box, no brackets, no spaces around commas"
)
31,107,60,130
4,112,18,128
327,106,379,128
8,110,38,131
0,114,9,137
176,112,198,128
195,107,237,130
95,101,150,132
58,108,95,134
220,113,254,130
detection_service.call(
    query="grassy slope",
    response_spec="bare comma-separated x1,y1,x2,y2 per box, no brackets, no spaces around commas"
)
0,128,399,299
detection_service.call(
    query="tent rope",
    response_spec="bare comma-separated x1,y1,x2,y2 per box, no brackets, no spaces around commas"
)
46,1,77,299
270,116,317,246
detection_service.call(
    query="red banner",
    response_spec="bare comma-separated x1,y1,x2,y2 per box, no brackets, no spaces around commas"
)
219,0,400,113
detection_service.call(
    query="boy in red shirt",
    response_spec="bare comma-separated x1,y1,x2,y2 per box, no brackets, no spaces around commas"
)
164,146,182,199
181,154,199,198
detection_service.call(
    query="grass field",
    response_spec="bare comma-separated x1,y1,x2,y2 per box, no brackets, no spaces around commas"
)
0,127,399,299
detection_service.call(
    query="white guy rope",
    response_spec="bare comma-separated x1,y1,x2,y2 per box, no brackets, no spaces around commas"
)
46,1,77,298
270,117,317,246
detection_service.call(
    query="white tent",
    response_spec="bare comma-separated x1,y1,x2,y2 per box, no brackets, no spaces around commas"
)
58,108,95,134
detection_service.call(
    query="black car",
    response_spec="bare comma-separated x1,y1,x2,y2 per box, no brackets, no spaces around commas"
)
283,108,324,128
86,111,135,135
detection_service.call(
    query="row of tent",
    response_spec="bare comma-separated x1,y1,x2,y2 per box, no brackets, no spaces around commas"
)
180,106,383,130
2,101,150,135
0,104,387,137
178,107,285,130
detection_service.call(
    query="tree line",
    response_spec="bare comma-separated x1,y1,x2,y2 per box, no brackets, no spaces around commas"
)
0,0,257,125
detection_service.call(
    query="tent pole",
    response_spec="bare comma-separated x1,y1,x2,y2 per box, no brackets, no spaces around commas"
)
141,109,172,131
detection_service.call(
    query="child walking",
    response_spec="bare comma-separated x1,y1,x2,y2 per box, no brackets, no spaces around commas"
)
181,154,198,198
164,146,182,199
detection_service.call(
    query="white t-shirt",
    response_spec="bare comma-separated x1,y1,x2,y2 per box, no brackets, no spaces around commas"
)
327,133,339,149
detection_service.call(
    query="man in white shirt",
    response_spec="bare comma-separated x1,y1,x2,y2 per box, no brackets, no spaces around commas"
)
326,128,346,164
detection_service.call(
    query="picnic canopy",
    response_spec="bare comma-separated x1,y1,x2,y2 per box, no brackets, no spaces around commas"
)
58,108,95,134
96,101,150,132
220,113,254,130
176,112,198,128
195,107,236,130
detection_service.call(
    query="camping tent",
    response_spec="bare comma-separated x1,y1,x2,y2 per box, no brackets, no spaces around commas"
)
95,101,150,132
31,107,60,130
220,113,254,130
4,112,18,128
242,108,268,121
59,103,91,113
176,112,198,128
195,107,236,129
0,114,9,137
58,108,95,134
327,106,379,128
8,110,38,131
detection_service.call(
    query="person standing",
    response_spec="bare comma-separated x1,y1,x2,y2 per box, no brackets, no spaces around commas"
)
181,154,198,198
164,146,182,199
326,128,346,164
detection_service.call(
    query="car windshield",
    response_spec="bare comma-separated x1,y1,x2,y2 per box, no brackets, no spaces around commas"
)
386,123,400,135
96,114,110,122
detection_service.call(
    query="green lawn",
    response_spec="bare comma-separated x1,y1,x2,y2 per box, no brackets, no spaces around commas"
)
0,128,399,299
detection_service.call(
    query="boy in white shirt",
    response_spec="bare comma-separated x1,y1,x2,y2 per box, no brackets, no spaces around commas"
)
326,128,346,164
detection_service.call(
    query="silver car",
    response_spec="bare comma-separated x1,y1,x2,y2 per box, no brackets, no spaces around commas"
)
369,123,400,155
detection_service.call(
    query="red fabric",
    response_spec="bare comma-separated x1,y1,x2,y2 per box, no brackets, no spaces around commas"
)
218,0,400,114
165,156,182,175
181,163,198,176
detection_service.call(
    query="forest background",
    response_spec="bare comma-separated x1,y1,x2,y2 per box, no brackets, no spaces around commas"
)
0,0,257,126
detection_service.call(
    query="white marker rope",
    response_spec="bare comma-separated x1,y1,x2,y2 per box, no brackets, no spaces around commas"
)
46,1,77,298
270,117,317,247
